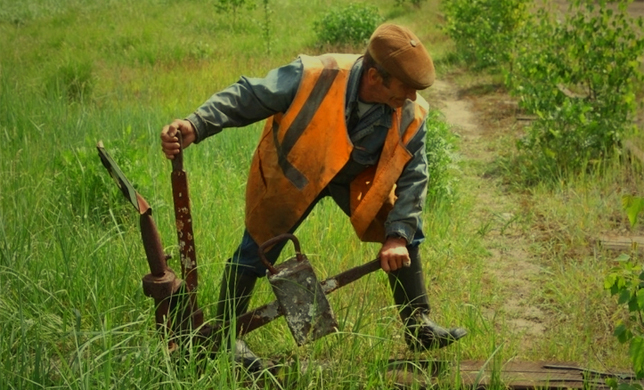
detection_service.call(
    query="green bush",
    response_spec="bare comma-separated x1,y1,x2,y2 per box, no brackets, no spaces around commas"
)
604,246,644,385
425,110,459,205
440,0,530,70
313,3,383,46
505,0,644,185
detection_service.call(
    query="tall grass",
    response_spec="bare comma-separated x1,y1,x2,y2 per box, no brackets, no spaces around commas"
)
0,0,638,388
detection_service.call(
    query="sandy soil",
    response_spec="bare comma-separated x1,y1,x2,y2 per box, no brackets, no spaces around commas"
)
426,80,547,351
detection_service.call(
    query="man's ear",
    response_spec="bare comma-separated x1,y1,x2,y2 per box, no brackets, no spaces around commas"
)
366,67,382,86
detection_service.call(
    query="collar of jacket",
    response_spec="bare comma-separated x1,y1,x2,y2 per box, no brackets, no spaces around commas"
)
345,57,394,134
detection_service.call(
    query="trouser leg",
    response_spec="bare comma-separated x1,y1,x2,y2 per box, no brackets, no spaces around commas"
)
388,245,467,350
212,262,264,370
214,263,258,331
212,190,330,368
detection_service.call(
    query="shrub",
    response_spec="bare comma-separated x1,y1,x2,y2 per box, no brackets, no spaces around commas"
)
313,3,383,47
505,0,644,185
425,110,459,205
604,201,644,385
440,0,530,70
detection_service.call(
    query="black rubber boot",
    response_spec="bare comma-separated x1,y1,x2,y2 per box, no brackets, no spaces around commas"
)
214,264,265,371
388,246,467,350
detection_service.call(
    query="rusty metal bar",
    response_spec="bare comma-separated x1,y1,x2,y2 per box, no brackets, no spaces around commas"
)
139,208,167,277
170,133,202,330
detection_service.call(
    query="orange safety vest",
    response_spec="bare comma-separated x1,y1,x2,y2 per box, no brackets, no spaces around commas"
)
245,53,428,245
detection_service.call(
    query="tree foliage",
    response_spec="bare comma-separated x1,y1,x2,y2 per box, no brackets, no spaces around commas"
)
505,0,644,184
441,0,530,69
313,3,383,46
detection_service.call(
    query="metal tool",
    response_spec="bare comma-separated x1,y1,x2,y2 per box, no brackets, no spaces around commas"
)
258,234,338,346
224,236,382,344
98,142,384,349
96,142,183,348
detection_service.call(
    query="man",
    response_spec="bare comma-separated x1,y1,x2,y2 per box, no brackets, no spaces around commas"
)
161,23,467,365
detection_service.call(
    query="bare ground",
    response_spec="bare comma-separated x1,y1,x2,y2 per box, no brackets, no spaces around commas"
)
427,79,547,352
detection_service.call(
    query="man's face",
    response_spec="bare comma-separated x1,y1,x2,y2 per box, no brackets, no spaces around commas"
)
374,75,418,109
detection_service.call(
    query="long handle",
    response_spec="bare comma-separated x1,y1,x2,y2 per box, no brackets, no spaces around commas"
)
172,131,184,171
171,132,198,291
319,258,381,294
170,132,203,328
234,258,381,336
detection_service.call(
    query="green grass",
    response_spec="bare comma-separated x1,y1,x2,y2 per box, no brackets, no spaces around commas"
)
1,0,641,388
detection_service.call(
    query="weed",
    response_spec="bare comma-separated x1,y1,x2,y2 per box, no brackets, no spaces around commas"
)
46,59,95,103
604,199,644,385
215,0,256,31
605,253,644,383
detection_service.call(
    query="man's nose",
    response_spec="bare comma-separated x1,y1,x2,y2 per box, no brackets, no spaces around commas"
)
406,88,417,101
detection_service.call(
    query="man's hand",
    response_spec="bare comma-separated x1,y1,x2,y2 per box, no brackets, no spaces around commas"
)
379,236,411,273
161,119,196,159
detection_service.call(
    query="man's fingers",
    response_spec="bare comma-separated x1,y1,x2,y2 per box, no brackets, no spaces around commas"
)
381,255,411,272
161,124,176,139
161,121,186,160
380,257,391,273
394,257,404,271
380,255,409,272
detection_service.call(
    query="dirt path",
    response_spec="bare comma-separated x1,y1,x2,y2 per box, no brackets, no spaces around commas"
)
427,79,547,352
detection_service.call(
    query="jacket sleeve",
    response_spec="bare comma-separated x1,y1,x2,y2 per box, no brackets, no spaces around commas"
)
384,119,428,243
186,58,303,143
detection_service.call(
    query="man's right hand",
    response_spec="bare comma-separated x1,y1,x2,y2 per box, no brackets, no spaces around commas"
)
161,119,196,159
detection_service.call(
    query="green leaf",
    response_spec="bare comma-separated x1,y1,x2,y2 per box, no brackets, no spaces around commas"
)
616,254,631,263
606,377,618,389
622,195,644,228
614,324,632,343
605,274,617,290
619,289,632,305
617,383,642,390
637,288,644,311
629,336,644,379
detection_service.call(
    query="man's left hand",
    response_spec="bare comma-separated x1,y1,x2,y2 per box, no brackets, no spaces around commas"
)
379,236,411,272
